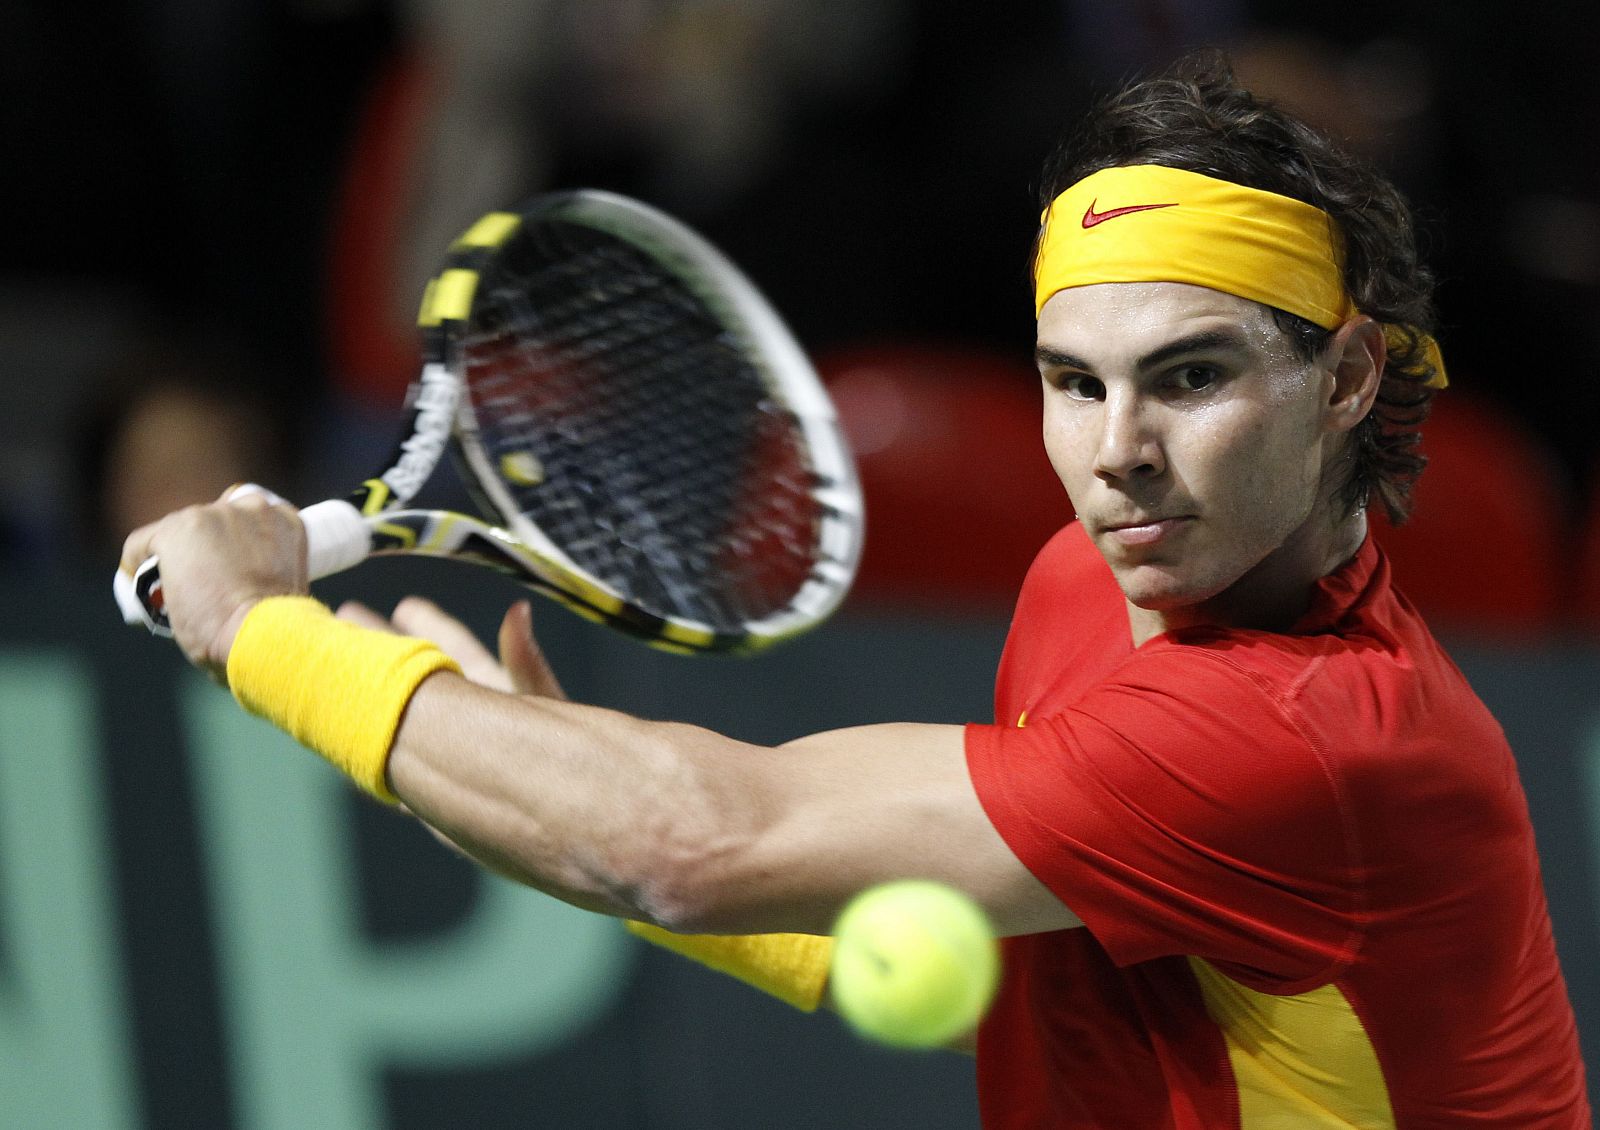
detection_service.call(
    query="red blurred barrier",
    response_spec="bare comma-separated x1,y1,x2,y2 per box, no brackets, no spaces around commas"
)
325,44,434,404
827,352,1571,638
820,343,1071,612
1575,471,1600,633
1371,392,1568,642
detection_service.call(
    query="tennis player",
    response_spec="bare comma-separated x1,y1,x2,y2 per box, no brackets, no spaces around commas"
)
123,55,1588,1127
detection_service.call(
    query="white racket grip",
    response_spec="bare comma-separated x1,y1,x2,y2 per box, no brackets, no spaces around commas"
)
113,568,144,625
300,499,373,580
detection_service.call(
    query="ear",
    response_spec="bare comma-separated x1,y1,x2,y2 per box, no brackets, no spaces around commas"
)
1321,316,1385,435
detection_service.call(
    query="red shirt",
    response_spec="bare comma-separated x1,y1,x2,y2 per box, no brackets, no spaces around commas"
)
965,522,1588,1128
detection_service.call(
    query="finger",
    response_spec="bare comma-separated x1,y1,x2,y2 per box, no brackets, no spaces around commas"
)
118,503,200,575
391,596,485,652
499,600,567,700
222,482,289,507
391,596,511,692
225,492,273,512
119,519,162,576
334,600,396,632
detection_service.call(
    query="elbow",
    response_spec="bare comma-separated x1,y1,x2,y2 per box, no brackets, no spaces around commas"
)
604,727,771,934
626,877,714,936
618,825,756,936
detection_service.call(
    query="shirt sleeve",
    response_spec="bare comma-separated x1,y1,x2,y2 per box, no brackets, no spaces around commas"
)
966,646,1364,992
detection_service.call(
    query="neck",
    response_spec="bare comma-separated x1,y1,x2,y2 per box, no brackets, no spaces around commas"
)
1127,506,1368,646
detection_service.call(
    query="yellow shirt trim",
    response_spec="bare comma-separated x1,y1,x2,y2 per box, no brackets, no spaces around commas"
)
1188,957,1396,1130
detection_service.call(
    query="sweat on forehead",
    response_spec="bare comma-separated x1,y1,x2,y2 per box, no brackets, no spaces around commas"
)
1035,283,1309,375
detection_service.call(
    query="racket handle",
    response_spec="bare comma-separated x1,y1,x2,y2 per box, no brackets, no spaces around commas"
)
300,500,372,580
113,498,374,636
113,566,155,630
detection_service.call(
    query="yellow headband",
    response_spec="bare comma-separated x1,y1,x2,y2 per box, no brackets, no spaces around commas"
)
1033,165,1446,388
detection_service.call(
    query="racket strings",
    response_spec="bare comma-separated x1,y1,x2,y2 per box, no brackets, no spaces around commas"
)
463,223,821,632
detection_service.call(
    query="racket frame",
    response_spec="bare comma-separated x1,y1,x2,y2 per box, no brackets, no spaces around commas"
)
117,191,863,655
363,190,863,654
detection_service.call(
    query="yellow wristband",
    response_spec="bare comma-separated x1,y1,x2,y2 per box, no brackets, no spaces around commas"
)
226,596,461,802
626,921,833,1011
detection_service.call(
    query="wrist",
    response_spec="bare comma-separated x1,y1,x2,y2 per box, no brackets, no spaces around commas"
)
211,596,265,671
226,596,462,801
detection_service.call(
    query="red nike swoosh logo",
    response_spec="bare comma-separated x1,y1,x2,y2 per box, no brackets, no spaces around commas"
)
1081,199,1179,228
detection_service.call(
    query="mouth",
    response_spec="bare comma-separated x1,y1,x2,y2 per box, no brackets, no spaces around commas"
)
1099,516,1194,548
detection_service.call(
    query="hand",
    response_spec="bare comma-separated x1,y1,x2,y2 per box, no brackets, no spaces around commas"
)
336,597,567,700
119,488,308,674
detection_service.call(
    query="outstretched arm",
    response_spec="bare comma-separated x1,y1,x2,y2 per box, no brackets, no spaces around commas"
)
385,669,1072,936
120,495,1079,939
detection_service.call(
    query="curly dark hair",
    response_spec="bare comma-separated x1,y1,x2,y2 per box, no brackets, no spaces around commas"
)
1034,52,1439,523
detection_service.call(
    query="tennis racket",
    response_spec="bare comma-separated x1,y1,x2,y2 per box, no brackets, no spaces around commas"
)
114,190,863,654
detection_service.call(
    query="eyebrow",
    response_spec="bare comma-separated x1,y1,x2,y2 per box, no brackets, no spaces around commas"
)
1034,329,1255,374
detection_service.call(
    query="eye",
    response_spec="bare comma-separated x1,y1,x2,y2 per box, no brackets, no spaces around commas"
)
1169,365,1218,392
1060,374,1105,401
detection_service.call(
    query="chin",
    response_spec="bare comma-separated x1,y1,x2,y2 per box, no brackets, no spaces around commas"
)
1112,562,1234,612
1115,573,1201,611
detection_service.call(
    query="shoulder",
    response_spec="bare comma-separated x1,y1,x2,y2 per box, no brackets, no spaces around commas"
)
1011,520,1121,624
1123,625,1508,828
968,639,1367,979
990,639,1342,824
1142,619,1412,712
993,522,1129,712
1026,520,1100,580
1058,635,1368,822
1080,640,1330,780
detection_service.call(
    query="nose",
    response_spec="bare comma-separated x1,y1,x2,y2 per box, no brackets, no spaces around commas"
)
1094,391,1164,482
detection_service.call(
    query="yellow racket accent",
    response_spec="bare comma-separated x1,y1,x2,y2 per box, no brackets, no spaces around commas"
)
553,569,625,616
373,520,419,550
455,211,521,250
647,638,702,656
420,514,460,551
360,479,392,516
543,592,610,626
659,621,716,649
415,278,439,327
418,268,481,326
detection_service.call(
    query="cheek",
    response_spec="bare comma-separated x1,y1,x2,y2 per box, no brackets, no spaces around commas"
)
1041,409,1090,494
1210,415,1323,527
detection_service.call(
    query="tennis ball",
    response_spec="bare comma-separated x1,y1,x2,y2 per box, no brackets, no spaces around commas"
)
830,879,1000,1049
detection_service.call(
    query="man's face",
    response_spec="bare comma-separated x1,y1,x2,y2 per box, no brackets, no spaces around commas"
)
1036,281,1331,614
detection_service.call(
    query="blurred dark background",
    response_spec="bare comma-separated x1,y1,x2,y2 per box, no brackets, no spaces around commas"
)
4,0,1599,630
4,5,1600,1128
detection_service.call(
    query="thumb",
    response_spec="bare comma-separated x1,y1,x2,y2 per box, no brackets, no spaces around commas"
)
498,600,566,700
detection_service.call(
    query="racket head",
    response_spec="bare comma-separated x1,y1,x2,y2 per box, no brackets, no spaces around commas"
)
421,190,863,654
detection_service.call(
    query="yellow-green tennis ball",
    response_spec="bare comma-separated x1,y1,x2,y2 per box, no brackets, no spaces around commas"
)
830,880,1000,1049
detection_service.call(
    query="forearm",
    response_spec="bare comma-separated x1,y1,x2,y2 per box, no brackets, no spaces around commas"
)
386,670,766,926
222,598,1058,938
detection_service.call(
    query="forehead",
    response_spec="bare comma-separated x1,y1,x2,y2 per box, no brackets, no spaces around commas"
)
1036,281,1283,366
